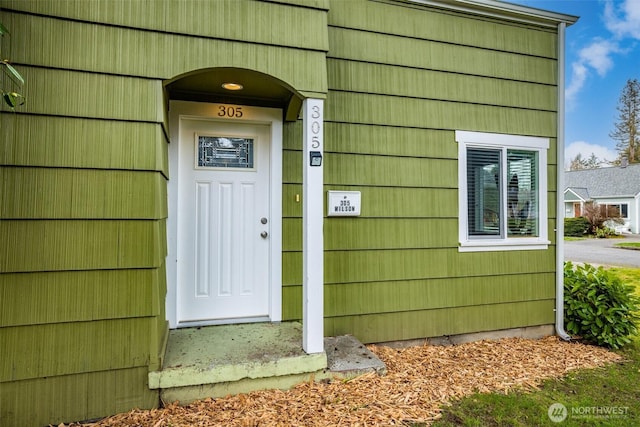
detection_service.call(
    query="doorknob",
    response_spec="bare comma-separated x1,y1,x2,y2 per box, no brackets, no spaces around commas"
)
260,231,268,239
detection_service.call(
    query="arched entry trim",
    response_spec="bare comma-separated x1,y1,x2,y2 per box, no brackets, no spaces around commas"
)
165,67,304,121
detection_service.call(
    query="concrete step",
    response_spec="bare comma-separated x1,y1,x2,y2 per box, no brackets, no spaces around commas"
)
148,322,385,404
325,334,387,378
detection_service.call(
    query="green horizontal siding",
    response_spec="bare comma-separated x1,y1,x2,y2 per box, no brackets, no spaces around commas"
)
329,217,444,250
324,153,456,187
328,0,557,58
2,67,163,121
0,168,166,219
548,144,559,167
282,272,555,319
4,9,327,96
284,123,557,166
286,122,458,158
324,300,555,343
325,91,557,137
150,0,328,51
324,123,458,159
284,218,458,251
548,193,559,220
283,185,457,218
283,248,555,285
284,218,560,252
0,269,161,327
0,367,157,427
328,59,557,111
548,164,559,186
0,115,167,173
284,151,458,187
0,318,154,382
3,0,328,50
150,265,168,372
267,0,329,9
0,220,166,273
328,27,557,85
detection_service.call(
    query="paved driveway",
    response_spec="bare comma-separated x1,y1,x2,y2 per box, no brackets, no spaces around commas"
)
564,235,640,268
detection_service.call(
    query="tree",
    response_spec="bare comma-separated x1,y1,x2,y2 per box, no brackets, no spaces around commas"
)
0,22,25,109
610,79,640,164
568,152,603,170
581,201,623,236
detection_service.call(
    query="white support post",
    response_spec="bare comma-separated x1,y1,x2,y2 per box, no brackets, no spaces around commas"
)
302,98,324,354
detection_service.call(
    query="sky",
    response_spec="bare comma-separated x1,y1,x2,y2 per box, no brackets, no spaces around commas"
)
509,0,640,168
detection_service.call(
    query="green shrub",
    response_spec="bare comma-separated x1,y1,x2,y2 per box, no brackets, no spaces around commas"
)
564,262,640,349
595,226,616,238
564,217,590,237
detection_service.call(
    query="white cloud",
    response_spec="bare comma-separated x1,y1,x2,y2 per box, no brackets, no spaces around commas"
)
564,140,618,168
565,0,640,105
565,38,622,107
565,62,588,106
578,38,621,76
604,0,640,39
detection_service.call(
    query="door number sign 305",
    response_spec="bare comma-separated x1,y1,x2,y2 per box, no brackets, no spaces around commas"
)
217,105,243,118
309,103,323,167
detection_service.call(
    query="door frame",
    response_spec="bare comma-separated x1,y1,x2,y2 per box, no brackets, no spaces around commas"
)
166,100,283,328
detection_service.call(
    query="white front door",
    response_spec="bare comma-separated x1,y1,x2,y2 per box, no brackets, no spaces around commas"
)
177,117,271,324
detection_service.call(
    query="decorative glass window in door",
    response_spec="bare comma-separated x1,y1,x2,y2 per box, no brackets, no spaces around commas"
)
196,135,254,169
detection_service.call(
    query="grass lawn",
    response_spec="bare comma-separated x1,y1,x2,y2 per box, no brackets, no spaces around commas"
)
433,267,640,427
564,236,588,241
615,242,640,250
607,268,640,295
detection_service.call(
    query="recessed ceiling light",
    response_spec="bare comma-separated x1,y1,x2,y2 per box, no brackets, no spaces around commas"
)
222,82,243,91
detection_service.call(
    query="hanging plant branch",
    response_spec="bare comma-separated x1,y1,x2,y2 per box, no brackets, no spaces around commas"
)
0,22,25,109
1,59,25,85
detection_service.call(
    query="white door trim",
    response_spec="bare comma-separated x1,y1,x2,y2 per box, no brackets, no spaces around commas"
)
166,100,282,328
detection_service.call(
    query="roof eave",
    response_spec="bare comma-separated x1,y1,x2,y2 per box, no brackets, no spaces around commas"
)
399,0,579,28
591,194,638,199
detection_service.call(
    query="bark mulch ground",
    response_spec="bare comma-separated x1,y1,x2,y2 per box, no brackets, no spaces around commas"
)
66,336,622,427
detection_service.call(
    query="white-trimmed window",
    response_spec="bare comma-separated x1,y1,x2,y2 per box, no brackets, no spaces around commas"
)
603,203,628,219
456,131,550,252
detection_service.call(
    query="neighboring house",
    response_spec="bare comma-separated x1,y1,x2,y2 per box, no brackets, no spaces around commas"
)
0,1,577,425
564,163,640,234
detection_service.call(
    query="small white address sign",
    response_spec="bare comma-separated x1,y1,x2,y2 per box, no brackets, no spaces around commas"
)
327,191,361,217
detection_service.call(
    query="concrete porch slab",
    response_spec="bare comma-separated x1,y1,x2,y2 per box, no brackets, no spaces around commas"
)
148,322,387,404
149,322,326,390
